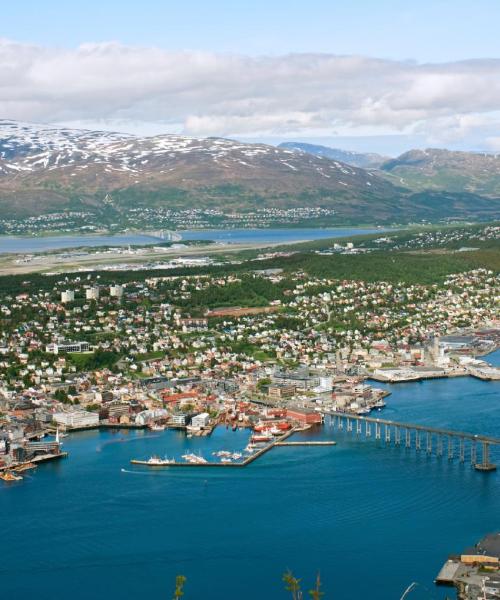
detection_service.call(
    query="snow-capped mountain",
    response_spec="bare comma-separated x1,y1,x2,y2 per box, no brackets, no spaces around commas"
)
0,120,498,223
0,119,390,191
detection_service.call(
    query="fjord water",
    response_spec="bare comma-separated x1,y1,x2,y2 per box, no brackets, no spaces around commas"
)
1,354,499,600
0,227,383,253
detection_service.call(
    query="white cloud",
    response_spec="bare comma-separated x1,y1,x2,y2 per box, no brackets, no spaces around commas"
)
1,38,500,147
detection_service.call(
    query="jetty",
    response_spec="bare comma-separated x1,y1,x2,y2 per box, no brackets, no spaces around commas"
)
274,441,336,447
130,428,336,468
325,412,499,472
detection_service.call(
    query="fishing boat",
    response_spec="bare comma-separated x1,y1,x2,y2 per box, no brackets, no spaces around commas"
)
0,471,23,482
130,456,176,466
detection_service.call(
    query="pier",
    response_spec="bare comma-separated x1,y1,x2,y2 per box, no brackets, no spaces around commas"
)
274,441,336,447
130,428,337,468
325,412,499,471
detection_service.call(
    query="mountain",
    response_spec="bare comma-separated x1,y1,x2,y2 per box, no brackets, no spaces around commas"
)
380,148,500,197
0,121,499,224
278,142,388,168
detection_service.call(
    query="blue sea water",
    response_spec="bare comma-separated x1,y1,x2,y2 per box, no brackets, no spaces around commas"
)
0,227,385,254
178,227,386,244
1,352,498,600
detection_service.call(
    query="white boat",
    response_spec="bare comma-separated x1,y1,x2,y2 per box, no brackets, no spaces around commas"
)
182,453,207,464
269,426,284,436
149,424,166,431
146,456,176,465
374,399,386,408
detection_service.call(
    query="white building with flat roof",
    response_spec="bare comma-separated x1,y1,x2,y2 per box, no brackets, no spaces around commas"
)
61,290,75,303
86,286,100,300
191,412,210,428
53,411,99,428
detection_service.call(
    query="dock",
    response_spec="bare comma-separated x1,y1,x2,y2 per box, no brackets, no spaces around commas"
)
435,560,462,586
0,452,68,472
130,429,337,468
274,441,336,446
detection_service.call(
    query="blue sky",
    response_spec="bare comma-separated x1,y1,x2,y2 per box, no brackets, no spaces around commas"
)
2,1,500,153
3,0,500,61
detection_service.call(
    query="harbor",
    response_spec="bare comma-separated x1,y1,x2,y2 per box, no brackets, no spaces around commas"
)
1,372,499,600
130,429,337,468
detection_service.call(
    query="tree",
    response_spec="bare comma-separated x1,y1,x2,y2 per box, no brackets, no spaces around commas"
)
172,575,186,600
309,573,324,600
283,570,303,600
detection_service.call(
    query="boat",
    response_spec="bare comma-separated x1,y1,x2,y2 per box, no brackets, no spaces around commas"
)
0,471,23,482
149,424,166,431
269,426,284,436
220,457,232,463
356,407,371,415
181,453,207,464
146,456,176,465
374,399,386,408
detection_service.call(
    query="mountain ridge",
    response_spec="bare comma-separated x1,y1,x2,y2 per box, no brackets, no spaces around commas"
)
0,121,499,225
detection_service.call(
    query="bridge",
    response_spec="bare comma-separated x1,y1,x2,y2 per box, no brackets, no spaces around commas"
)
324,412,499,472
147,230,182,242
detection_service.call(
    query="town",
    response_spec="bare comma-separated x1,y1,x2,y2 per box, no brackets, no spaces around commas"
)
0,257,498,475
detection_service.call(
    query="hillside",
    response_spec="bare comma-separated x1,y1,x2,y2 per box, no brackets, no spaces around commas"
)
0,121,499,225
381,148,500,197
278,141,387,168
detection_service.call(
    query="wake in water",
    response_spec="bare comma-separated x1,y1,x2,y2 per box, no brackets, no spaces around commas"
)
96,433,160,452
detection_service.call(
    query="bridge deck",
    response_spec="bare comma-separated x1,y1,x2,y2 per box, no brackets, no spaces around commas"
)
327,412,500,445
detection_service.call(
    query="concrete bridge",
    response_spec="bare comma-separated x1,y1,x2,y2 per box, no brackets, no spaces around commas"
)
146,230,182,242
324,412,499,472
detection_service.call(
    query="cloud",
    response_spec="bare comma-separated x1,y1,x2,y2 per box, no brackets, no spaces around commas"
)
1,38,500,147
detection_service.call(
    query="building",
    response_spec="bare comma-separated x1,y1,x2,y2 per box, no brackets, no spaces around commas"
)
268,383,296,400
53,411,99,428
110,284,124,298
86,286,100,301
46,341,90,354
285,407,322,424
273,366,319,390
170,413,188,426
191,412,210,428
61,290,75,303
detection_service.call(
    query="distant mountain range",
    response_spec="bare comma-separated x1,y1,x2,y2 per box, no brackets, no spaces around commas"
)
278,142,388,168
379,148,500,197
0,120,499,224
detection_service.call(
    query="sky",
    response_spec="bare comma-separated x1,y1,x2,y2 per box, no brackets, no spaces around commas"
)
2,0,500,154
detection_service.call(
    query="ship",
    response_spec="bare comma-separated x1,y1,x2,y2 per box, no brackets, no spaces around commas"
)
130,456,176,466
